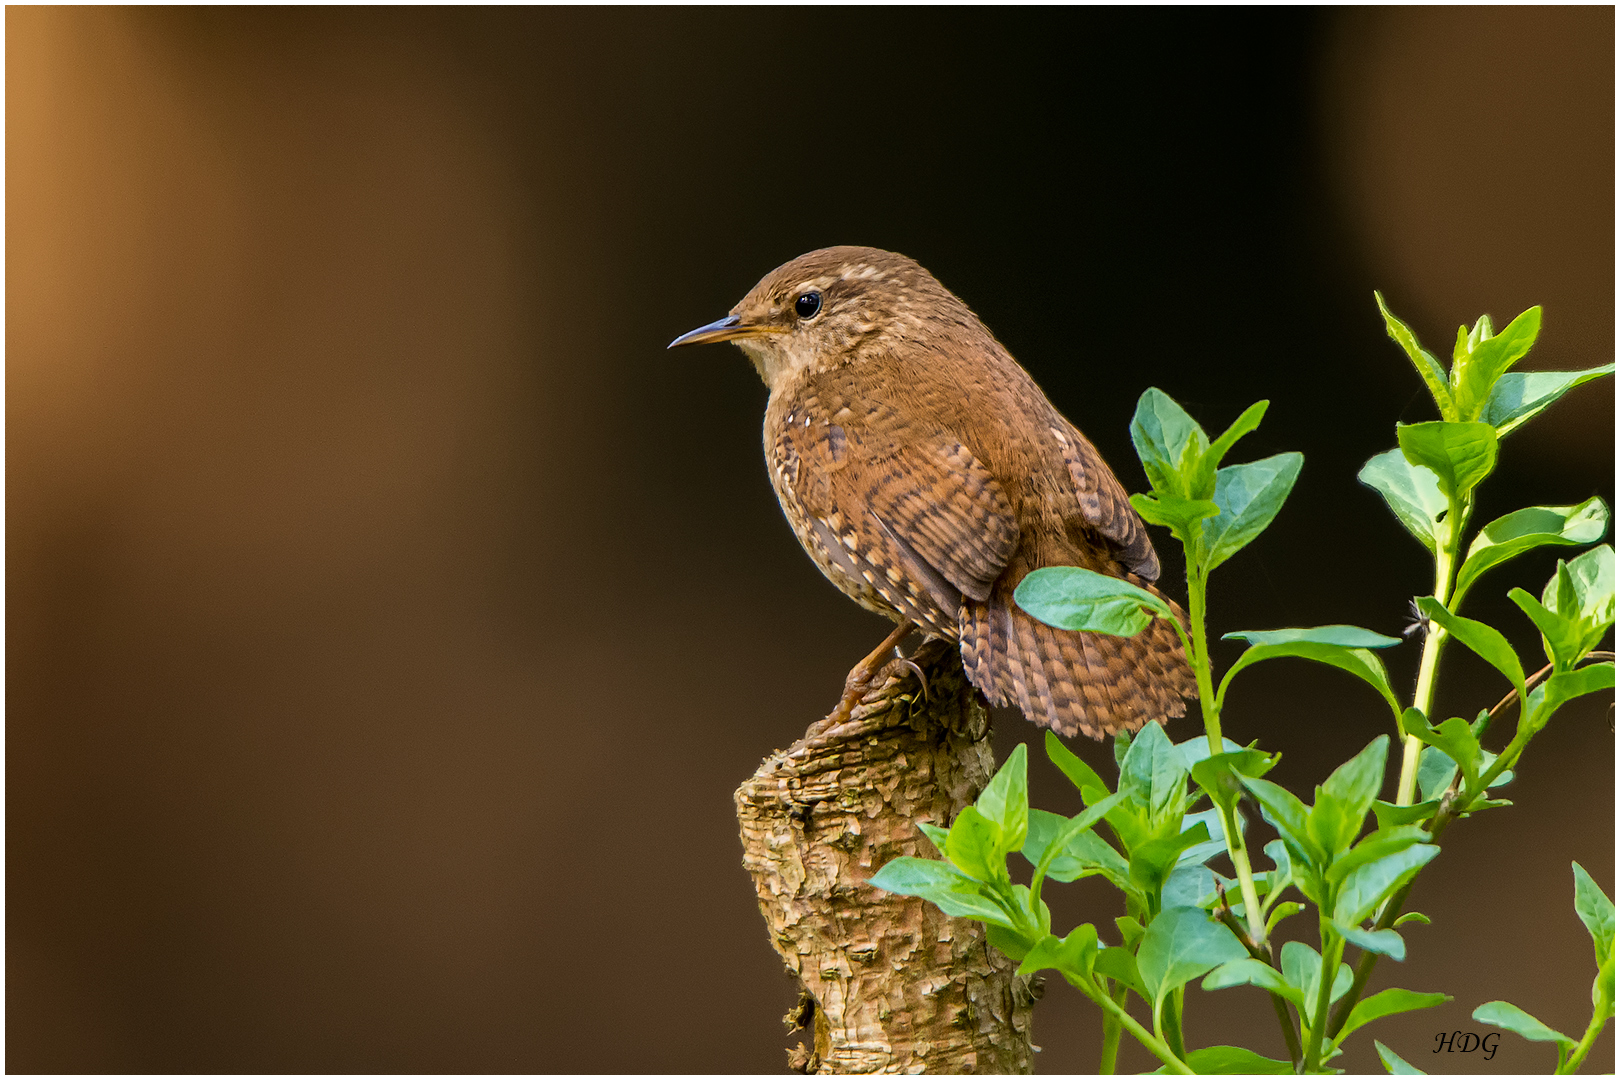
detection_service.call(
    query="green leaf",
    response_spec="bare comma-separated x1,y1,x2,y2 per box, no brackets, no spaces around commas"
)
976,742,1029,851
1533,663,1616,726
1315,735,1391,852
1176,1046,1294,1074
1416,598,1526,705
1394,912,1431,928
1263,839,1292,885
1202,957,1306,1007
1095,945,1148,1001
1202,453,1305,573
1014,566,1169,638
983,921,1033,962
1217,638,1400,719
1266,901,1304,935
1191,748,1278,814
1029,792,1127,883
1118,721,1191,825
1241,776,1320,866
1473,1000,1574,1046
1417,742,1462,803
1116,915,1146,951
1225,625,1403,649
944,807,1008,884
1462,313,1495,355
1482,364,1614,437
1131,388,1212,499
1174,733,1249,770
1334,988,1451,1047
1178,807,1236,866
867,857,1015,926
1326,825,1432,889
1206,400,1270,470
1021,809,1070,871
1452,305,1540,421
1573,862,1615,967
1454,498,1610,605
1565,545,1617,626
1510,587,1583,671
1130,492,1221,540
1017,923,1099,978
1282,940,1353,1009
1513,546,1616,673
1376,292,1455,420
1374,799,1441,829
1334,921,1407,961
1359,449,1448,552
917,821,951,853
1335,844,1441,925
1137,906,1248,1009
1374,1039,1427,1074
1130,823,1213,897
1165,863,1217,909
1400,708,1482,790
1071,833,1135,893
1397,421,1499,503
1045,729,1112,803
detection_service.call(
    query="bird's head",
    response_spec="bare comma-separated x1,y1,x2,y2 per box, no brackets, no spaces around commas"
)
668,246,975,391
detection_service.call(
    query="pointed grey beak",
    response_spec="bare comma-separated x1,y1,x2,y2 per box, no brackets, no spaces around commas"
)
667,314,786,349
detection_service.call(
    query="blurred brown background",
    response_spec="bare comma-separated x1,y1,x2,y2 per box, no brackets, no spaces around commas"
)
7,7,1613,1073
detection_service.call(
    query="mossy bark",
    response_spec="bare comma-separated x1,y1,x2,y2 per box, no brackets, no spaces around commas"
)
735,640,1037,1074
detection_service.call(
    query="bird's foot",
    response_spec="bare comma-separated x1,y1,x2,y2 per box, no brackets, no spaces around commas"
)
808,621,916,738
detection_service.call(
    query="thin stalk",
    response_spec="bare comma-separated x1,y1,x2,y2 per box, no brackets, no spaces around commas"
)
1330,655,1607,1038
1557,995,1612,1075
1395,538,1457,805
1099,978,1125,1073
1215,900,1302,1069
1162,987,1187,1063
1303,926,1345,1072
1178,561,1269,946
1070,972,1193,1075
1185,564,1222,757
1327,798,1461,1038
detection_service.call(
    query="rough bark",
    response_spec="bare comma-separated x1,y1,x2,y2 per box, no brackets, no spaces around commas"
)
735,640,1038,1074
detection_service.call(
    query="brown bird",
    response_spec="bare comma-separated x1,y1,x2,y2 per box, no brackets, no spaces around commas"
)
670,246,1196,739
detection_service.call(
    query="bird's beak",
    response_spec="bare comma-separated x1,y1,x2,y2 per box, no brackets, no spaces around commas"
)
666,314,786,349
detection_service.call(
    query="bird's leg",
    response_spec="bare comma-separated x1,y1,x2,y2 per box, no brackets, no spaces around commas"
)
818,620,916,731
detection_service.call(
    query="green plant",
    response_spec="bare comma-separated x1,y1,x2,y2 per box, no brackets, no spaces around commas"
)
1472,863,1614,1074
870,295,1614,1073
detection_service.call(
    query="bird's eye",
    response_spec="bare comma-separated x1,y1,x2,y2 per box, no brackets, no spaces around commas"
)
794,292,822,319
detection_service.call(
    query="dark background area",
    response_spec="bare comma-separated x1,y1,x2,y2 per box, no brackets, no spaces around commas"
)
7,6,1613,1073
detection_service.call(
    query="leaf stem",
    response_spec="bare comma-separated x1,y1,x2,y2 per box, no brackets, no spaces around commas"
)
1557,991,1612,1075
1185,564,1222,756
1332,651,1612,1038
1071,973,1194,1075
1179,560,1270,947
1163,986,1187,1062
1099,978,1125,1073
1397,507,1465,805
1303,925,1345,1072
1214,899,1303,1068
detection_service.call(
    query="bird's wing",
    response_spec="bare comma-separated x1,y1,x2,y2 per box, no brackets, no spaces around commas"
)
858,431,1022,605
1050,421,1160,581
782,394,1020,614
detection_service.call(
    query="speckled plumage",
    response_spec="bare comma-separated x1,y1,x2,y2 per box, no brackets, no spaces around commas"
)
680,246,1196,739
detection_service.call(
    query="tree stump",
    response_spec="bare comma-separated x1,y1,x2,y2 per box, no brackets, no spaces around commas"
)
735,639,1037,1074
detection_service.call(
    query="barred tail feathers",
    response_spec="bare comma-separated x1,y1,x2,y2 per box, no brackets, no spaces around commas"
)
958,573,1196,740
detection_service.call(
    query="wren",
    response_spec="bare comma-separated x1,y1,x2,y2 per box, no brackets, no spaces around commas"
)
670,246,1196,739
